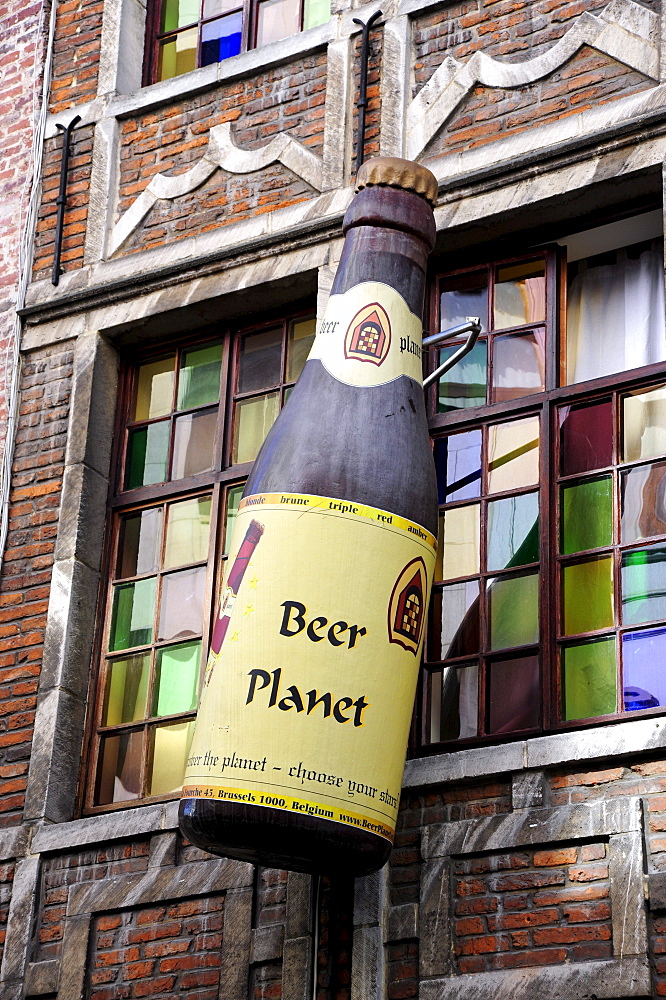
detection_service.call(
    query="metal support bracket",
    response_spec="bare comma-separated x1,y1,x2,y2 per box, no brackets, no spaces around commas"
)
422,317,481,390
352,9,382,172
51,114,81,286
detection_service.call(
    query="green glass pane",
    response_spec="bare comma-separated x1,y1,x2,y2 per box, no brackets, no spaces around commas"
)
177,343,222,410
493,260,545,329
224,484,244,554
562,557,613,635
134,357,174,421
562,638,616,720
232,392,280,464
95,730,143,805
622,546,666,626
488,416,540,494
117,508,162,579
157,27,198,82
437,505,480,581
624,384,666,464
164,496,212,569
171,409,217,480
287,317,316,381
153,641,201,717
102,654,150,726
110,578,156,651
487,492,539,571
303,0,329,29
437,340,487,413
621,460,666,543
561,477,612,555
126,422,169,490
161,0,200,31
488,572,539,650
148,721,195,795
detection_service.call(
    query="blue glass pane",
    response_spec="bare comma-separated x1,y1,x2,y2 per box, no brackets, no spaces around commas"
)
623,627,666,710
433,430,482,504
201,13,242,64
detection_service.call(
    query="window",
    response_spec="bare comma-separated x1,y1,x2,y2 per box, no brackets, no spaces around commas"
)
88,312,316,809
144,0,330,84
422,216,666,750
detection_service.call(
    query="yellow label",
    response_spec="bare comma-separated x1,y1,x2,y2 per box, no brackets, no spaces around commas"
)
183,492,436,842
309,281,424,387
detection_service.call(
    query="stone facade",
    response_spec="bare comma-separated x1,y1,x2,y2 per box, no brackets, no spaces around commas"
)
2,0,666,996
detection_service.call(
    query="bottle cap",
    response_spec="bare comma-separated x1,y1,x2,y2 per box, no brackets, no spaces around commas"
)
355,157,438,207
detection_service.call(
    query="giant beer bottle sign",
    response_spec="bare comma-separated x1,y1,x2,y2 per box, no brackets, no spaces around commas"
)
182,281,435,843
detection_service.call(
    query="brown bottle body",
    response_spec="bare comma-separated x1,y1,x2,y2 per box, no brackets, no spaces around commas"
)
179,185,437,877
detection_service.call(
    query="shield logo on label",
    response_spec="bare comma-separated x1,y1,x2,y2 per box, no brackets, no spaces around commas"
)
388,557,427,655
344,302,391,365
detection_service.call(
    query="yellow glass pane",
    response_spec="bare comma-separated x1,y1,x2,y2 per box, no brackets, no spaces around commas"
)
233,393,280,464
149,721,195,795
439,505,480,580
157,27,198,82
488,416,540,494
164,496,212,569
102,655,150,726
623,384,666,463
287,317,316,381
134,357,175,421
562,556,614,635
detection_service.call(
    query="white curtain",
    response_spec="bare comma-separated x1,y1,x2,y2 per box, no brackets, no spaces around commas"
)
567,248,666,384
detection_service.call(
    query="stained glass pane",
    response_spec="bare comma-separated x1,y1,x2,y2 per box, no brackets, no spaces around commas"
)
117,508,162,579
102,655,150,726
95,730,143,805
224,484,244,554
164,496,212,569
623,627,666,710
492,331,545,403
239,328,282,394
157,27,198,81
204,0,240,14
233,393,280,464
562,638,616,720
256,0,301,46
561,477,612,554
440,272,488,333
177,343,222,410
494,260,545,329
488,416,539,495
429,581,479,660
437,340,487,413
153,641,200,717
429,664,478,743
488,655,540,734
487,492,539,571
562,557,613,635
201,13,242,64
622,546,666,626
126,422,170,490
161,0,199,31
110,578,156,651
172,408,217,480
134,357,174,421
559,399,613,477
621,460,666,543
287,317,316,382
158,566,206,642
149,721,195,795
623,384,666,463
488,572,539,650
433,430,481,504
438,505,480,581
303,0,329,29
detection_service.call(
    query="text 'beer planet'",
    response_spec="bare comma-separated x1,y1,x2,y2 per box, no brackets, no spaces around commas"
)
179,156,439,876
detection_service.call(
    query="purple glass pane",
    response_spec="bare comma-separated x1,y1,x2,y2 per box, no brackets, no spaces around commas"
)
488,655,540,734
623,626,666,710
560,399,613,477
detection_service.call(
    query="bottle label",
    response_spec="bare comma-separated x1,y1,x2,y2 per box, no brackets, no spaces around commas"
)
308,281,424,387
182,491,436,843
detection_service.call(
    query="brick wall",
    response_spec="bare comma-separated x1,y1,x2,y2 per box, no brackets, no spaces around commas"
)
32,124,95,281
0,343,73,828
413,0,658,160
115,52,327,257
49,0,103,114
